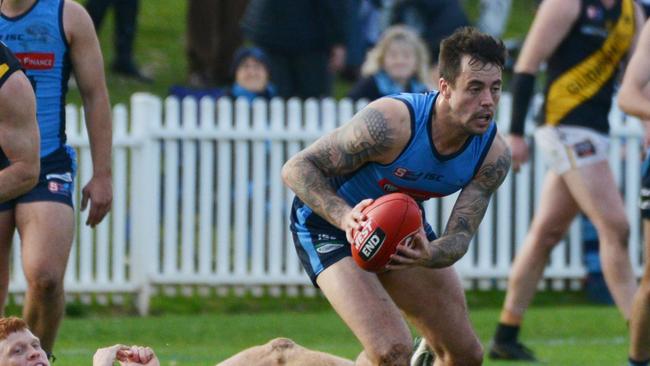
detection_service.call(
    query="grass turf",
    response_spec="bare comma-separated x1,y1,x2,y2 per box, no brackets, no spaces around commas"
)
51,302,626,365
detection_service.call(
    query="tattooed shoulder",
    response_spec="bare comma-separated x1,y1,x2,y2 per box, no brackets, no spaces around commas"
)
344,107,394,151
302,103,403,176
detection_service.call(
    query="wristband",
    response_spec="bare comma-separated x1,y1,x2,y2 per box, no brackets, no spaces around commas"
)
509,72,536,136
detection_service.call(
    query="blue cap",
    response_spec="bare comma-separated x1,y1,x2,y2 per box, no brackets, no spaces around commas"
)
231,47,270,76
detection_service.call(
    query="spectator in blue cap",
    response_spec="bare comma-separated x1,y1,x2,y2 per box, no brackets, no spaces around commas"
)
225,47,276,102
240,0,348,99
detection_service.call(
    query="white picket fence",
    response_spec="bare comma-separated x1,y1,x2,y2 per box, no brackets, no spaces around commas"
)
6,93,646,314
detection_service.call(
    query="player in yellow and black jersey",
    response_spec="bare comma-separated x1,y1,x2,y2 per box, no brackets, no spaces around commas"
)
0,41,39,202
542,0,634,134
488,0,646,361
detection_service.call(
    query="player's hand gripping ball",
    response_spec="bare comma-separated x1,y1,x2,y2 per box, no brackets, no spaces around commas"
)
351,193,422,272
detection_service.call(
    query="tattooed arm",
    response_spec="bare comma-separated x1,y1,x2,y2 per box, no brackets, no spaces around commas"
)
388,134,511,270
428,134,511,267
281,98,410,231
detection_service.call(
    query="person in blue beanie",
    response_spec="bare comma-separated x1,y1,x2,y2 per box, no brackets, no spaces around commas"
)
224,47,276,102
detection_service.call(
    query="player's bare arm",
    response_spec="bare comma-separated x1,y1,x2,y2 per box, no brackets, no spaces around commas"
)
282,98,410,236
430,135,511,267
0,70,39,202
514,0,580,74
508,0,580,170
628,2,646,54
619,20,650,120
64,0,113,226
389,135,511,269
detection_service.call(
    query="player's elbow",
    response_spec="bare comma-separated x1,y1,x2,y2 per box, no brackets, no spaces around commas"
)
617,86,643,117
617,89,633,114
281,155,309,190
281,159,295,188
7,162,39,199
20,161,40,193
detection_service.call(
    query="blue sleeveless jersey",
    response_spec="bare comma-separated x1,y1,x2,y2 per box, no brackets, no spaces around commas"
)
0,0,71,157
291,92,496,280
293,91,497,232
331,91,497,206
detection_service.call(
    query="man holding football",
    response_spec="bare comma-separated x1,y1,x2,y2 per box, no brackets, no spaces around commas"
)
282,27,511,366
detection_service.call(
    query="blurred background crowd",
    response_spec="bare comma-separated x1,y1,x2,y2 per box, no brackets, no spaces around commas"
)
80,0,523,105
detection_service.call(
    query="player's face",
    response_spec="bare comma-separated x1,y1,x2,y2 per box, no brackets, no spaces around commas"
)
383,40,418,83
0,330,49,366
235,57,269,93
441,55,502,135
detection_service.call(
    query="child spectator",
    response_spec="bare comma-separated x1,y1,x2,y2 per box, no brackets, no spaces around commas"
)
224,47,276,102
240,0,348,99
348,25,430,101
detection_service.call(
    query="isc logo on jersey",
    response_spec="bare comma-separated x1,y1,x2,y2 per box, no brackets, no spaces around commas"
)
353,218,387,261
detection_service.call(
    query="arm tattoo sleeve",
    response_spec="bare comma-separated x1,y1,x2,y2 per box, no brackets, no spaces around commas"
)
282,107,395,228
427,148,512,268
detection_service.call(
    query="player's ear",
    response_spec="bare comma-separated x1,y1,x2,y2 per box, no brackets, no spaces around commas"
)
439,78,452,99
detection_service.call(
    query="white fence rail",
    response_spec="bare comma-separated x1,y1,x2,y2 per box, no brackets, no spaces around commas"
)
7,93,646,314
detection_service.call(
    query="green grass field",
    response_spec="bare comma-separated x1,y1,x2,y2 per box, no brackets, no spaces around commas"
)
50,300,626,365
5,291,619,366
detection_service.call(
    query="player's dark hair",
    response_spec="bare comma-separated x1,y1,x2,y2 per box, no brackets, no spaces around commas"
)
439,26,506,85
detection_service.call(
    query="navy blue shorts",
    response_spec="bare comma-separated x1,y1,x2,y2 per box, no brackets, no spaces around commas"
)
0,146,77,211
290,197,437,286
641,151,650,219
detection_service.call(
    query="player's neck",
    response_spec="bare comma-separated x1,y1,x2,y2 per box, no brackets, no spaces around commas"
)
1,0,35,17
431,96,470,155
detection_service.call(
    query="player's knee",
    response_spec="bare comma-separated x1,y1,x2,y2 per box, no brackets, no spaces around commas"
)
27,272,62,295
532,226,564,250
437,341,483,366
370,341,411,366
596,214,630,244
612,217,630,243
451,344,483,366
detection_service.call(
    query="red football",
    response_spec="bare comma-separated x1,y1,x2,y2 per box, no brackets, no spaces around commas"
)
351,192,423,272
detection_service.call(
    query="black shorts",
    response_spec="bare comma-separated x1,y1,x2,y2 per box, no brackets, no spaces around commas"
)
0,146,76,210
641,152,650,219
290,197,437,286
